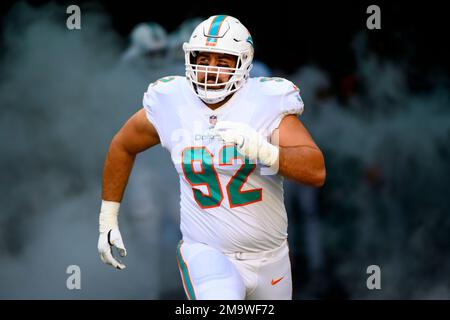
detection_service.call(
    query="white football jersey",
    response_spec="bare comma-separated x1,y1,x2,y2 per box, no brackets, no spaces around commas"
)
143,76,304,253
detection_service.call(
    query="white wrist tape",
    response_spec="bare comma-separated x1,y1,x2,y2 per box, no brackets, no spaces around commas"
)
99,200,120,233
258,139,279,167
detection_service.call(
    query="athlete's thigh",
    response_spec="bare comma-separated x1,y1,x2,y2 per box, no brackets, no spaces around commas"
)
176,240,246,300
247,245,293,300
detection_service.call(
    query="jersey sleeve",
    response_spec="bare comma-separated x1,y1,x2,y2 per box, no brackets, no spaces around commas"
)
142,83,165,147
142,76,181,149
267,79,305,134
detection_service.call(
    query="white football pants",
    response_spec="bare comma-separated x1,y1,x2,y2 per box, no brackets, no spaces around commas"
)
176,239,292,300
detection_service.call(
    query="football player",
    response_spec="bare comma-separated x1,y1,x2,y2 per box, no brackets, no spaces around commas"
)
98,15,326,300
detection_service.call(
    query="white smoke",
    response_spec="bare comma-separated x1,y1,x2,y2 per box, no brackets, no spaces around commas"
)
1,3,449,300
295,32,450,299
0,2,181,298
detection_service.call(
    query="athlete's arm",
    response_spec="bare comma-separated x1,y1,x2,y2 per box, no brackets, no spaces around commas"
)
102,108,160,202
272,115,325,187
98,108,159,270
212,115,325,187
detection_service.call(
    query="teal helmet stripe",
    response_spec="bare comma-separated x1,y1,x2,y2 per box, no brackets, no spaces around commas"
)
207,15,227,43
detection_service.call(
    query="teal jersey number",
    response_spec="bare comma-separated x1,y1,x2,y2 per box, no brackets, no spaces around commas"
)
182,145,262,209
182,147,223,208
220,145,262,207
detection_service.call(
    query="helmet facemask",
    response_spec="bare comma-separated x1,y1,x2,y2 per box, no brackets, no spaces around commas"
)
184,49,253,104
183,15,255,104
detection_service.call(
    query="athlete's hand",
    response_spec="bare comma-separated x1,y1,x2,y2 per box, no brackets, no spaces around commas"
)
98,200,126,270
98,227,127,270
211,121,279,166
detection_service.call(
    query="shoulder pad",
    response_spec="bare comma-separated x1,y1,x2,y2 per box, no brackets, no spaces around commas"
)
254,77,298,96
146,76,184,95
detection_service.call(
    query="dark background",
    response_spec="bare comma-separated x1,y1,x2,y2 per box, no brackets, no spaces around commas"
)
0,0,449,300
1,0,448,79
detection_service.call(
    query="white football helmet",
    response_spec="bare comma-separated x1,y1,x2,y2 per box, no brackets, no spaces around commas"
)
131,22,167,53
122,22,168,62
183,15,254,104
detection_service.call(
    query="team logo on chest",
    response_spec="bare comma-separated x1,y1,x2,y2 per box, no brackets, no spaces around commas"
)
194,115,218,141
209,115,217,127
